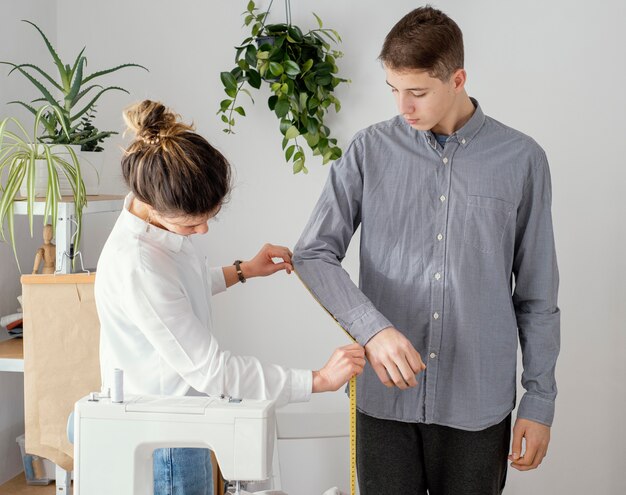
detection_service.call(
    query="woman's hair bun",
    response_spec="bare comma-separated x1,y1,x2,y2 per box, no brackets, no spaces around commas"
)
123,100,193,145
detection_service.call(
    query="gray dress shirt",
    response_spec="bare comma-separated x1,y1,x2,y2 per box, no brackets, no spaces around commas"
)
293,99,560,431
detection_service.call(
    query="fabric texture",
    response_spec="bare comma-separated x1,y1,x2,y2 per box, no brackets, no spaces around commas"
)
356,410,511,495
153,448,213,495
96,194,312,406
294,99,560,429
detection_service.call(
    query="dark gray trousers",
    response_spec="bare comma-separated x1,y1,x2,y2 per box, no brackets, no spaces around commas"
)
356,411,511,495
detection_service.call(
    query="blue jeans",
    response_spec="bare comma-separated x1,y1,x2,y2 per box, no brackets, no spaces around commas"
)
153,448,214,495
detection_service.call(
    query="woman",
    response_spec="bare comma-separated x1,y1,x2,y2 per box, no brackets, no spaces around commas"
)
95,100,365,495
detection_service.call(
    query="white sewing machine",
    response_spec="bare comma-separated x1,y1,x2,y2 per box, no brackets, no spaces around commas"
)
73,393,278,494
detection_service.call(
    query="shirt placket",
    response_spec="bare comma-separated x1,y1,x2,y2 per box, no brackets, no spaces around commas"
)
424,134,458,423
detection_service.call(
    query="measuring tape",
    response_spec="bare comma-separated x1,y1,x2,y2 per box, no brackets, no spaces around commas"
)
294,270,358,495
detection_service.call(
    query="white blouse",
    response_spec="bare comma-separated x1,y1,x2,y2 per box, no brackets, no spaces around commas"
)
95,194,312,407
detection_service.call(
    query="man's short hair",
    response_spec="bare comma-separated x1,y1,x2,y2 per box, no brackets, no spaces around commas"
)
379,5,464,81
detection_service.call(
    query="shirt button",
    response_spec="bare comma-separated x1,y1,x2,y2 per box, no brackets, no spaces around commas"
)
433,312,439,320
439,195,446,202
434,272,441,280
442,157,448,164
430,352,437,359
437,233,443,241
461,138,466,144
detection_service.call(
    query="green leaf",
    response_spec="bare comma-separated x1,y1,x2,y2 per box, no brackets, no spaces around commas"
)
233,106,246,116
221,114,229,123
247,0,255,12
220,71,238,92
82,63,148,85
268,95,278,111
299,92,308,112
304,132,320,147
306,117,319,135
275,98,290,118
219,99,232,112
7,65,59,108
313,12,323,29
71,86,128,122
293,158,305,174
268,62,284,77
245,45,257,66
22,20,69,89
65,56,85,104
301,59,314,74
279,119,292,135
1,62,63,92
283,60,300,76
285,145,296,161
285,126,300,140
287,26,304,42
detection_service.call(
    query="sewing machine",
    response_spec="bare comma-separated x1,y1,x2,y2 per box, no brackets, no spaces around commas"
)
73,393,278,494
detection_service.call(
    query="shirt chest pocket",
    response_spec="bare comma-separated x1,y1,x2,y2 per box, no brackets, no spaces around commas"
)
463,195,514,254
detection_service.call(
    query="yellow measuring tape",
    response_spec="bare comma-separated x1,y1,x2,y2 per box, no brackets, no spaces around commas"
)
294,270,357,495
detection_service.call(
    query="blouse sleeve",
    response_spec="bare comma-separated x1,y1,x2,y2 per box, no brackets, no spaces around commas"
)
122,261,312,407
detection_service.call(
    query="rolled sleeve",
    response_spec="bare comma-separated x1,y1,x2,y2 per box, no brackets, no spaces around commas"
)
208,266,227,295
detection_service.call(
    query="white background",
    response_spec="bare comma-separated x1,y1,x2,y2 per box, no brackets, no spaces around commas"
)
1,0,625,493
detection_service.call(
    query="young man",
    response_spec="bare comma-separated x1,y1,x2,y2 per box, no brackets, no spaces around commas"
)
293,6,560,494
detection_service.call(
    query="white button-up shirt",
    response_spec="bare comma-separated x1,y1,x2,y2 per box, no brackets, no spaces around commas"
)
95,194,312,406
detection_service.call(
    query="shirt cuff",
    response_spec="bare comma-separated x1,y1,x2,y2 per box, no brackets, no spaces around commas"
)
343,305,393,346
209,266,227,295
289,369,313,403
517,393,555,426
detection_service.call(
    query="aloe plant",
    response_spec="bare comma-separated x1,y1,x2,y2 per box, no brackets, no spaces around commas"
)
0,20,148,151
0,105,86,270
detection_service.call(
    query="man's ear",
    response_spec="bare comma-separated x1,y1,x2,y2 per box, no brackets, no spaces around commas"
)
452,68,467,92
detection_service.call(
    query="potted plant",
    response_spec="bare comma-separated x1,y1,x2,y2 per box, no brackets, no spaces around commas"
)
0,106,86,270
0,20,147,193
218,1,348,174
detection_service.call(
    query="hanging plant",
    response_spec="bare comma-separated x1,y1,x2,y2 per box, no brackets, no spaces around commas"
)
218,0,348,174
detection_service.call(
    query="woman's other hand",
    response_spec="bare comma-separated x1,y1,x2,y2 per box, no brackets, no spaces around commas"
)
312,343,366,393
242,244,294,278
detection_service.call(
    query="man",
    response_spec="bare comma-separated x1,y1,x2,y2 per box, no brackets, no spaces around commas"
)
293,6,560,494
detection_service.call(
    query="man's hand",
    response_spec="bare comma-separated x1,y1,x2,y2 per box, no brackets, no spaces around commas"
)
364,327,426,389
509,418,551,471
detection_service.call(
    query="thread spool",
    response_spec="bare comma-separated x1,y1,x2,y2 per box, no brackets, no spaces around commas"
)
111,368,124,403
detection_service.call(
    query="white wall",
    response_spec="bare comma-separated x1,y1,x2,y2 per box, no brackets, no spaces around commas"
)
0,0,623,492
0,0,58,484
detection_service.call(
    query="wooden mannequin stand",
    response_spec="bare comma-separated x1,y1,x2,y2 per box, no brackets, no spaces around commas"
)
32,224,56,275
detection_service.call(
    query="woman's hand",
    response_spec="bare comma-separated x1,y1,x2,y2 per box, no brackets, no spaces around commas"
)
312,343,366,393
241,244,294,279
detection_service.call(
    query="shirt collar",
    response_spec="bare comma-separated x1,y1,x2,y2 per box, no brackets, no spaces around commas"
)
120,193,185,253
420,97,486,149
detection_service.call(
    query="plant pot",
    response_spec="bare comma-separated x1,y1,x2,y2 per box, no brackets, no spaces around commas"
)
18,144,79,198
78,150,104,195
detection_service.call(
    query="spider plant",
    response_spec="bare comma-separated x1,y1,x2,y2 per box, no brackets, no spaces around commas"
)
0,105,86,270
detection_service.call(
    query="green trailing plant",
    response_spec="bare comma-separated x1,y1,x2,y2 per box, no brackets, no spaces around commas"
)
218,0,348,174
0,20,148,152
0,105,86,270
